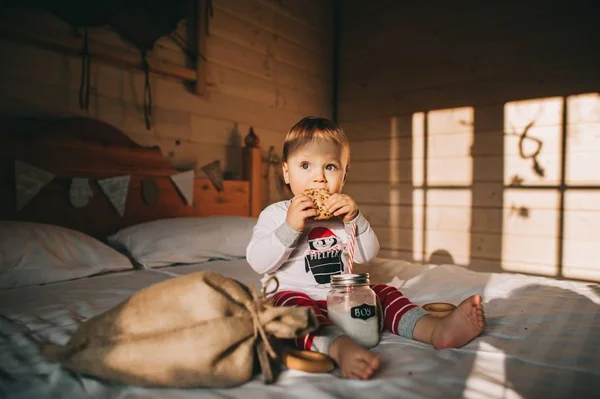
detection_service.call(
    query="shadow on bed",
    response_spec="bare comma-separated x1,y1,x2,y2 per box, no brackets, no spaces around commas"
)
472,284,600,398
364,255,600,398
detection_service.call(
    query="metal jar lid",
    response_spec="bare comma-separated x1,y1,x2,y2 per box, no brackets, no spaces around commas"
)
330,273,370,287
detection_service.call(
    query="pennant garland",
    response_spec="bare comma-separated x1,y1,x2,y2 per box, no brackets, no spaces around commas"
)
12,158,230,214
170,170,194,206
97,175,131,217
15,160,55,211
201,160,224,192
69,178,94,208
141,179,160,205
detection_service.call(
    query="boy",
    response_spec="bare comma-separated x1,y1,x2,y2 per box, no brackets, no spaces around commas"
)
246,117,485,380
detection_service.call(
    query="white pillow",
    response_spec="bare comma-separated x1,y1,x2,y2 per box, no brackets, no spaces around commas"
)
107,216,257,268
0,222,133,289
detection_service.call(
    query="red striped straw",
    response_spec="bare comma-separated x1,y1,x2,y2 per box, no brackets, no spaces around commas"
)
347,222,357,274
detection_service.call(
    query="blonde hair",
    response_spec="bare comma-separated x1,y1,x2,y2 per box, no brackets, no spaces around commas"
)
282,117,350,164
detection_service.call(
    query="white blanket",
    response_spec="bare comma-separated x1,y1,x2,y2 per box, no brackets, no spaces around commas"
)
1,258,598,398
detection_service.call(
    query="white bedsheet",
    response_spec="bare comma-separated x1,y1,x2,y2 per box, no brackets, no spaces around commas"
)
0,258,599,399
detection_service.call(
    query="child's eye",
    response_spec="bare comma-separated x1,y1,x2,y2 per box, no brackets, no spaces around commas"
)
301,163,309,170
326,164,338,171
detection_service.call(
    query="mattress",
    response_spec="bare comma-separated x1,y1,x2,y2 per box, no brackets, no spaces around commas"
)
1,258,599,399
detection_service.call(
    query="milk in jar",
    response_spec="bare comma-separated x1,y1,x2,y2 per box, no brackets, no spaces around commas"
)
327,273,380,349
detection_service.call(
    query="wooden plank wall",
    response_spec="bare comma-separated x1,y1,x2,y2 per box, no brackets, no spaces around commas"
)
0,0,334,208
338,1,600,281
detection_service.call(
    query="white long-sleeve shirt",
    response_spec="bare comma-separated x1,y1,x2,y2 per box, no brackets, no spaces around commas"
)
246,200,380,300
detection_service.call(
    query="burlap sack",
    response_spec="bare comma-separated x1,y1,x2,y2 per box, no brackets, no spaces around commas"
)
41,271,317,388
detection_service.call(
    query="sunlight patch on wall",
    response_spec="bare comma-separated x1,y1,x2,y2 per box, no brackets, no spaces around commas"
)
502,98,562,276
427,107,474,185
389,116,402,250
566,93,600,185
502,93,600,281
412,108,473,265
413,188,423,262
425,190,472,265
412,112,424,186
563,92,600,281
564,191,600,281
502,190,559,276
504,97,563,186
412,112,425,262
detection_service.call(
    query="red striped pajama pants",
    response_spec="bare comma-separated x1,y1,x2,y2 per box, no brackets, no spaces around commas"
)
269,284,419,351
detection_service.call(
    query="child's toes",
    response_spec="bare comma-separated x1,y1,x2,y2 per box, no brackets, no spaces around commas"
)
477,315,486,327
359,365,375,379
348,363,369,380
357,356,379,379
367,354,381,370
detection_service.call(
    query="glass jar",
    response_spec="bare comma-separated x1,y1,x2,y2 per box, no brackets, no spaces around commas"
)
327,273,380,349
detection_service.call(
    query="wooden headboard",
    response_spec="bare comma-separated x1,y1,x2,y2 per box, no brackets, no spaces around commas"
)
0,117,262,238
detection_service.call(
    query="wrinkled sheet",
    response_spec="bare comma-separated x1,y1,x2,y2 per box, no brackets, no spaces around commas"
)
1,258,599,399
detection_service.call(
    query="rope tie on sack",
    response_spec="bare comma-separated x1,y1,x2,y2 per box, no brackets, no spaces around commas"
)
249,276,280,359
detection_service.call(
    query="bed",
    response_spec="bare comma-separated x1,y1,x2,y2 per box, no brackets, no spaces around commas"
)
1,118,599,399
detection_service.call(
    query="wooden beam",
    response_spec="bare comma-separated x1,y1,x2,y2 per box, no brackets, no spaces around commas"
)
0,19,197,82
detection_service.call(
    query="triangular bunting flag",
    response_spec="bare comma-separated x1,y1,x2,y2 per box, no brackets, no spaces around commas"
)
15,160,54,211
98,175,131,216
170,170,194,206
69,178,93,208
201,160,224,192
141,179,160,205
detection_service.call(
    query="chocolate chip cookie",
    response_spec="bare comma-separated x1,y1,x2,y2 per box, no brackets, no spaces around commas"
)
304,188,332,220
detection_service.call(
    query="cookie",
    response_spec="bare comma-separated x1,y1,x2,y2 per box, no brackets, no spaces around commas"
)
422,302,456,318
281,346,335,373
304,188,332,220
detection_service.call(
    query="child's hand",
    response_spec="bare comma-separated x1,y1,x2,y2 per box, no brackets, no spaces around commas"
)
326,194,359,223
286,194,318,231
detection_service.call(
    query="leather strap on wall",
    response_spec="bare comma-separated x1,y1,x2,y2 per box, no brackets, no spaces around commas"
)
78,28,91,110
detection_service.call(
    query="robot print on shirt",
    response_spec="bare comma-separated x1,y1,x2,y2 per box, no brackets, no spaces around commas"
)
304,227,345,285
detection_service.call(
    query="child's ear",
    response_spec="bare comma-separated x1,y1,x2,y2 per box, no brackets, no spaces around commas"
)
282,162,290,184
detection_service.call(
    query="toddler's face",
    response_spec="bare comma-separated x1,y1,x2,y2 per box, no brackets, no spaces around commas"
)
282,141,347,196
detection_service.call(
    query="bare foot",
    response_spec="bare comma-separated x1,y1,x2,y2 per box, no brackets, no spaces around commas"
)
328,335,381,380
431,295,486,349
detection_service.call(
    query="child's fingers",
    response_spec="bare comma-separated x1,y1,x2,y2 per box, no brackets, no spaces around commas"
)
292,197,315,210
325,193,342,208
291,194,309,204
328,204,343,216
332,205,351,217
299,201,316,212
301,208,319,218
329,199,351,216
327,198,347,214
